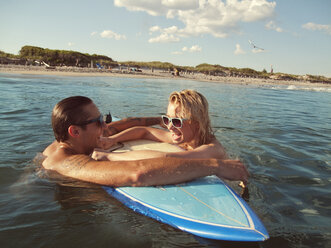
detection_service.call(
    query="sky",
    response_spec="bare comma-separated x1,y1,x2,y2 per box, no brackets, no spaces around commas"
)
1,0,330,77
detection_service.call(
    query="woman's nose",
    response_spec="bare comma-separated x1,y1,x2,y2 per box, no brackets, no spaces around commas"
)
167,121,176,130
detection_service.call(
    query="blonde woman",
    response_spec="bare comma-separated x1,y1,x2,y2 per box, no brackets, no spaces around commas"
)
92,89,229,161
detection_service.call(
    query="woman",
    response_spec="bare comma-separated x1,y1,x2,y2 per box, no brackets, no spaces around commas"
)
93,89,227,161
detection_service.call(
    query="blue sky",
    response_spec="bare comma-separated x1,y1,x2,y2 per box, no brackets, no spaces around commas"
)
1,0,330,77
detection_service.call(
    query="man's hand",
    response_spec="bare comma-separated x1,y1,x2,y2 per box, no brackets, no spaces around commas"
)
216,159,249,185
91,149,110,161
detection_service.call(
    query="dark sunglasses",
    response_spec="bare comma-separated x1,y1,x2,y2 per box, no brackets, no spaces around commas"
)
76,114,104,126
161,115,187,128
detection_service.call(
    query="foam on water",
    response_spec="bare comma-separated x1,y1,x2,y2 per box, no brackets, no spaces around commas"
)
269,84,331,92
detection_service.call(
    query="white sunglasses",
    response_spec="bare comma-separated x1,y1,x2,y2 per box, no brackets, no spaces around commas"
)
161,115,187,128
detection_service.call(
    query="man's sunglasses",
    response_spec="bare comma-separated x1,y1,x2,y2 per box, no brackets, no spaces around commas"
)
161,115,187,128
76,114,104,126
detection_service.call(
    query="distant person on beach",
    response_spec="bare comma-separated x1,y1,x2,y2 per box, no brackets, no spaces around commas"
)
42,96,249,186
93,89,229,161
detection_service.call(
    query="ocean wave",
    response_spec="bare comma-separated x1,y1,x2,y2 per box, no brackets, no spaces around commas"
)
269,85,331,92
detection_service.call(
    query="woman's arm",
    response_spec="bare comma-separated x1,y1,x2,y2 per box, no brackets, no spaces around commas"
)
166,140,228,159
104,117,162,136
100,127,172,150
92,150,166,161
94,139,227,161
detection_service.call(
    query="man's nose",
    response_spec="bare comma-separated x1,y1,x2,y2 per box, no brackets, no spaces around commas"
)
101,121,108,132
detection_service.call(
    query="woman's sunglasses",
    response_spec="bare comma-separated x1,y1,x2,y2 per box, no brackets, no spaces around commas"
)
161,115,187,128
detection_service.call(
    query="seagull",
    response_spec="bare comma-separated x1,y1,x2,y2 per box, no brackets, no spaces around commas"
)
248,40,264,50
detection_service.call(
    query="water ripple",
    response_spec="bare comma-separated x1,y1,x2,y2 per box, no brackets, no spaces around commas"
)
0,73,330,247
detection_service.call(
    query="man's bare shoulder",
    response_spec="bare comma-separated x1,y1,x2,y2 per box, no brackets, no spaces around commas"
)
42,141,80,171
59,154,93,172
43,141,58,157
43,150,94,179
42,141,60,168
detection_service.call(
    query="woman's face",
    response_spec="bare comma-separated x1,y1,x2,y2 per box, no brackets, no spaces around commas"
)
166,102,197,145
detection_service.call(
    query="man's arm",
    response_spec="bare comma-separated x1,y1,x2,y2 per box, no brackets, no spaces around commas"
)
104,117,162,136
54,155,249,187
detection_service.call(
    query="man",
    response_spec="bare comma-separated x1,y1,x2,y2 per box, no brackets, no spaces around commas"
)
42,96,249,187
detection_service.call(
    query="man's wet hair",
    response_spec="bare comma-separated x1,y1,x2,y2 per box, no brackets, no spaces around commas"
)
52,96,93,142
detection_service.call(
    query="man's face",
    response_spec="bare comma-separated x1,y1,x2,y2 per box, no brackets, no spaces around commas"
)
79,103,106,154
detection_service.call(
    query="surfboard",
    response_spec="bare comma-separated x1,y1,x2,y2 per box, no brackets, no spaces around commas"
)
103,139,269,241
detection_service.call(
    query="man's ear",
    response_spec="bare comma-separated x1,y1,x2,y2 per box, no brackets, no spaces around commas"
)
68,125,80,138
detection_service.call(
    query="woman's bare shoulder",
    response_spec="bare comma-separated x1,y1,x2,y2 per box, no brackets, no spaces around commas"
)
199,138,227,159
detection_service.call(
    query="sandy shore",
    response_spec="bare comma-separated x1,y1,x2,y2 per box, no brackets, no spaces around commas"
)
1,64,330,88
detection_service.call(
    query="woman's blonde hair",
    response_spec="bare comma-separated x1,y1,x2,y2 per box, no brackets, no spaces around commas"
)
169,89,214,145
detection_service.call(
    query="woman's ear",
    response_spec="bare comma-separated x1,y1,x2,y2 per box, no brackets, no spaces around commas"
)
190,120,200,133
68,125,80,138
195,120,201,130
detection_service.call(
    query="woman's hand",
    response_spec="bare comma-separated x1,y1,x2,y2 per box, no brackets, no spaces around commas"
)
98,136,116,150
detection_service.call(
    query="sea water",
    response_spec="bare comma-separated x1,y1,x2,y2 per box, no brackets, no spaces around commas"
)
0,73,330,248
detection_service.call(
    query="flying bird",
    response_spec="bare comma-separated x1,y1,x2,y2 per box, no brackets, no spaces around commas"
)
248,40,264,50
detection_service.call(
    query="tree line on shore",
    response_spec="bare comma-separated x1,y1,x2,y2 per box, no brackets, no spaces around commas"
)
0,45,330,84
0,46,117,68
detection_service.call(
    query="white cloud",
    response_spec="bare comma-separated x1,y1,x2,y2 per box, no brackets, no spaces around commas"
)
265,21,283,32
115,0,276,41
234,44,245,55
172,51,183,55
68,42,74,47
161,0,199,10
164,25,179,34
114,0,167,16
100,30,127,40
173,44,201,54
149,25,181,43
302,22,331,35
115,0,199,16
149,26,161,33
149,33,180,43
90,31,98,36
187,45,202,52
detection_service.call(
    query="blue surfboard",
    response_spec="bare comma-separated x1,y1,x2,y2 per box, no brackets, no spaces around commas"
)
102,139,269,241
103,175,268,241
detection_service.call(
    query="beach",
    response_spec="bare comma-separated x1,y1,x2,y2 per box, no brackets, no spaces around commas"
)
1,64,330,88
